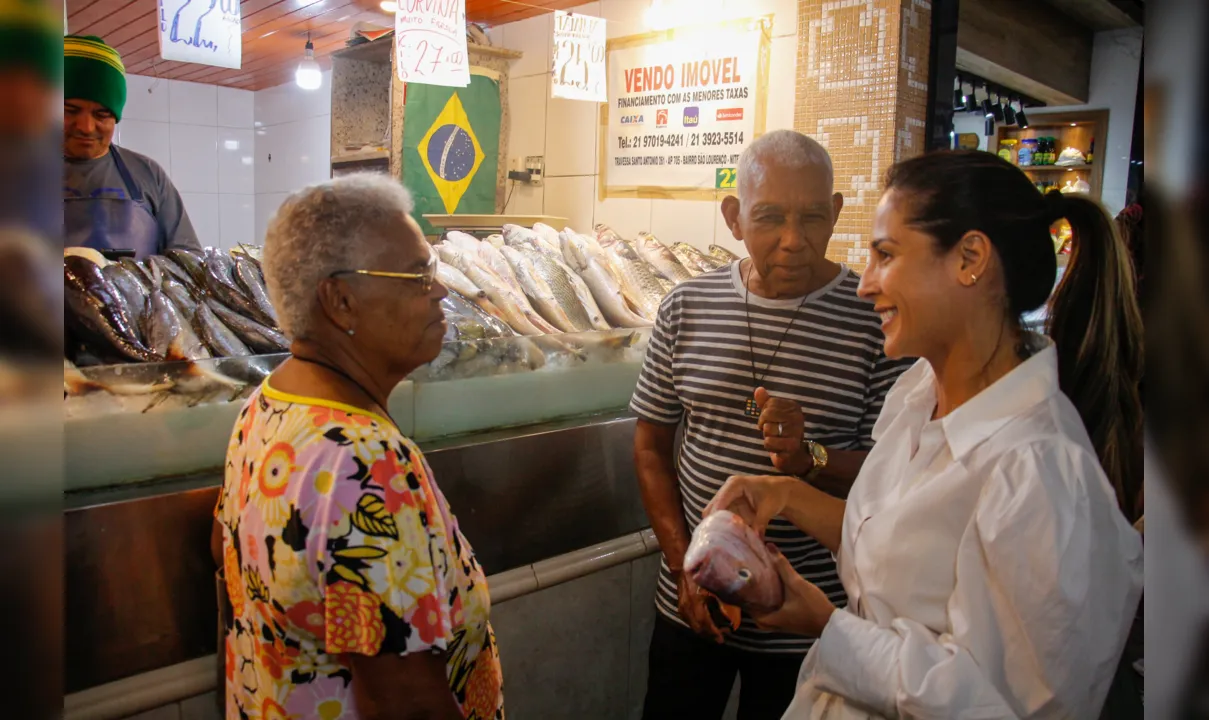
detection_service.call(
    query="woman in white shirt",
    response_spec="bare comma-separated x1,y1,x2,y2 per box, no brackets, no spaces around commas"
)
708,150,1144,719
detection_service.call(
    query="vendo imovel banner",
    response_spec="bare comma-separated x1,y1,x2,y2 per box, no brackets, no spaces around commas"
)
600,17,771,200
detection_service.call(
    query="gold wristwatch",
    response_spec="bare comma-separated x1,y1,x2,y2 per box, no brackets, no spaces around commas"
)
803,439,829,479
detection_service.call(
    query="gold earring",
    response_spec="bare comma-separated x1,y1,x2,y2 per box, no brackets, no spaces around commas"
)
970,274,978,284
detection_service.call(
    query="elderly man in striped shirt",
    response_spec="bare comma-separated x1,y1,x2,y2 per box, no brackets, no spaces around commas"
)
631,129,910,720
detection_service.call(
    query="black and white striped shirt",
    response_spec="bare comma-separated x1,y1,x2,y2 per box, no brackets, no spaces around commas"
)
630,262,910,654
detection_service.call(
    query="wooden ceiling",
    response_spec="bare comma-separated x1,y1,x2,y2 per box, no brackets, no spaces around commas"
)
66,0,583,91
1040,0,1143,31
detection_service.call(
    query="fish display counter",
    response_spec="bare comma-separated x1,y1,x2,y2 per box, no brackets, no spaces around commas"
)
64,327,651,491
61,221,741,702
63,326,657,697
62,219,740,490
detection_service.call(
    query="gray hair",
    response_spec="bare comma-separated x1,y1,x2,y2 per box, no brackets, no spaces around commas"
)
263,173,415,339
737,129,834,197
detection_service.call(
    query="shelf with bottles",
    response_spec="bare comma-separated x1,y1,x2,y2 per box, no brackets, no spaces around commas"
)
994,109,1109,200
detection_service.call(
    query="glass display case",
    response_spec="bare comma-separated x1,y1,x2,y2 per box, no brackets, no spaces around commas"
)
64,328,650,491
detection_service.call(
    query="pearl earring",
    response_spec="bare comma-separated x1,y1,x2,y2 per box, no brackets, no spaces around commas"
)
347,328,355,336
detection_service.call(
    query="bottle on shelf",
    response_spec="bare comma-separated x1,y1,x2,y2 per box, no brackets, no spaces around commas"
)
998,138,1018,164
1087,137,1094,164
1019,138,1037,166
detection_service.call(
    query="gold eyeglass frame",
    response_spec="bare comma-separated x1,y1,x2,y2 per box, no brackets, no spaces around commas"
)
329,258,437,293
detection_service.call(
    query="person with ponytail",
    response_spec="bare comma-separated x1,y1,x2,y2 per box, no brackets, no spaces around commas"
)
1048,192,1145,522
705,150,1144,719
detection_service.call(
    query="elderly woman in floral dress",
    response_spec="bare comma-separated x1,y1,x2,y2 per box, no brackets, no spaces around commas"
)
210,174,503,719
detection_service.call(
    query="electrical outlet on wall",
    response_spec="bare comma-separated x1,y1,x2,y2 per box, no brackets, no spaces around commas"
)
525,156,544,186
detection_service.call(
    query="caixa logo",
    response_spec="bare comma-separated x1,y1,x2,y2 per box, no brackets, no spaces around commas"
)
683,107,700,126
620,114,644,125
656,109,669,127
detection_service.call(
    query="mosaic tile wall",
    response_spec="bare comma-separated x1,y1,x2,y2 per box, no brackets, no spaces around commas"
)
331,58,391,153
795,0,932,272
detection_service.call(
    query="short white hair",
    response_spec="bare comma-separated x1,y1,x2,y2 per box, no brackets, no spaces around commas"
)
263,173,415,339
737,129,834,197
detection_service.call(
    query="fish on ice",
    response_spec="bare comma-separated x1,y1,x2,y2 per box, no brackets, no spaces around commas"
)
559,230,651,329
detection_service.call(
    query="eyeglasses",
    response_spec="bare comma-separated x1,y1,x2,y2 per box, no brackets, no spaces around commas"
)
329,258,437,293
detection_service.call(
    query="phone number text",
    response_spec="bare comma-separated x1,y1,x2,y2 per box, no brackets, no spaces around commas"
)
617,131,745,150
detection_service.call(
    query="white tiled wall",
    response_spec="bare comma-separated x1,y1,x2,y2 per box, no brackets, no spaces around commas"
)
117,75,256,251
491,0,798,253
505,72,548,216
170,124,219,193
252,71,333,242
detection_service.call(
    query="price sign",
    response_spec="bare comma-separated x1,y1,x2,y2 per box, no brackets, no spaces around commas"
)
158,0,241,69
396,0,470,87
552,11,606,102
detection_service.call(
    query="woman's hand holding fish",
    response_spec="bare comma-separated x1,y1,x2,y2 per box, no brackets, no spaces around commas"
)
753,387,812,475
705,474,793,540
749,544,836,637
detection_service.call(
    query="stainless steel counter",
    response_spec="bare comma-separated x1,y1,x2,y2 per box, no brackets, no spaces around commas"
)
65,411,646,694
65,531,664,720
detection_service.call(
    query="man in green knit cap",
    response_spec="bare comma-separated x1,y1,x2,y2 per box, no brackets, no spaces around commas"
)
63,34,200,258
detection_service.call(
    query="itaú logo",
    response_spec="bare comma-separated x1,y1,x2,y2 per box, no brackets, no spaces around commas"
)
621,114,645,124
683,106,700,126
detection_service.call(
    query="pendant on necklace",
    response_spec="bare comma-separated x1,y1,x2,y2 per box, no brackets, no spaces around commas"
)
744,396,760,418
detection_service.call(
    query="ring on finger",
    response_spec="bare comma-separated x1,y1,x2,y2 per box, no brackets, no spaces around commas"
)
778,422,784,437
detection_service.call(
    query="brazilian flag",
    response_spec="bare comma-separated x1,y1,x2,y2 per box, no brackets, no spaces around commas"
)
403,71,502,236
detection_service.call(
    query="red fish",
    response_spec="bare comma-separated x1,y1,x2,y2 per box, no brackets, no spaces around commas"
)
685,508,784,614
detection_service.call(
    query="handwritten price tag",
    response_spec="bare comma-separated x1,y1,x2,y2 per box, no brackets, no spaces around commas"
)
157,0,242,69
395,0,470,87
551,11,606,102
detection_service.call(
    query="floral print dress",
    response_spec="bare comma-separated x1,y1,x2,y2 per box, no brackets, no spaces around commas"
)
215,381,504,720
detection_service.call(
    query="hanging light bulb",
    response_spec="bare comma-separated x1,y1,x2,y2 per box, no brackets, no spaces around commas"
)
1016,103,1030,129
1004,96,1018,126
991,90,1005,123
981,85,994,118
953,75,964,111
985,114,996,137
295,33,322,91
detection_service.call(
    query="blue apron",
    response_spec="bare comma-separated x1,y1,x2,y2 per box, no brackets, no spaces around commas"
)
64,145,163,260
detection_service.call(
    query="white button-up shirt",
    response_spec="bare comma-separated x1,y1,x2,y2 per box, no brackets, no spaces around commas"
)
785,339,1143,719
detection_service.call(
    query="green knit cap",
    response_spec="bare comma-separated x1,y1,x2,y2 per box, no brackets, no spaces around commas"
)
0,0,62,84
64,34,126,121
